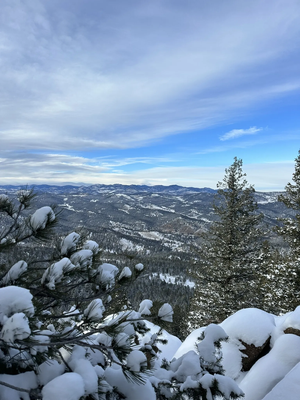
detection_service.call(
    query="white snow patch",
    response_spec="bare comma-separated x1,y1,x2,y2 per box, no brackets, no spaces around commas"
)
139,231,164,241
150,273,195,288
84,299,105,322
0,286,34,324
42,372,85,400
83,240,99,255
120,238,144,252
135,263,144,271
158,303,173,322
262,362,300,400
1,312,31,342
221,308,275,347
127,350,147,372
119,266,132,280
139,300,153,316
38,360,65,386
1,260,28,284
41,258,76,290
239,334,300,400
70,249,93,269
61,232,81,255
97,263,119,287
30,206,55,230
0,371,37,400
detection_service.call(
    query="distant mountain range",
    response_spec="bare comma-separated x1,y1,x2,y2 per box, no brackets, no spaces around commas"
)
0,183,217,195
0,183,288,248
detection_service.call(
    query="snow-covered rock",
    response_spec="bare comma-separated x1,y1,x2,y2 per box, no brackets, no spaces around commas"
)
221,308,275,347
239,334,300,400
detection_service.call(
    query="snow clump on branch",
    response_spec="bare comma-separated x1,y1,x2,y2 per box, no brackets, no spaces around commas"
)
30,206,55,231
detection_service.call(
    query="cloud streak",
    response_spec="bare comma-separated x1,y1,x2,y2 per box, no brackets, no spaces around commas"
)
220,127,262,141
0,151,295,191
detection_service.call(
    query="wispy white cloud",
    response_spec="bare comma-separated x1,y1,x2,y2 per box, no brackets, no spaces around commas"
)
0,151,295,191
197,131,300,155
0,152,177,185
220,127,262,141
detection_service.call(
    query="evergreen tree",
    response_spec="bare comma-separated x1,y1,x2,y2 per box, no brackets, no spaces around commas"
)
190,157,264,327
276,149,300,256
275,150,300,308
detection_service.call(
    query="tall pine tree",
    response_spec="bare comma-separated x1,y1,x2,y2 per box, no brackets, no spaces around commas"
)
189,158,264,328
277,150,300,256
275,150,300,308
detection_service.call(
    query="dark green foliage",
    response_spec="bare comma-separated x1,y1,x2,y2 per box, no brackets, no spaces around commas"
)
276,150,300,256
190,158,264,327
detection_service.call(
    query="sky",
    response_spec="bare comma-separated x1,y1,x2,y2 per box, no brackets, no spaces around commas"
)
0,0,300,191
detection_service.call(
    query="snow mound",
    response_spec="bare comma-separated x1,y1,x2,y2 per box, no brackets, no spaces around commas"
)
135,263,144,271
105,365,156,400
140,321,182,363
38,360,65,386
173,327,206,360
119,266,132,280
262,362,300,400
239,334,300,400
0,371,37,400
42,372,85,400
127,350,147,372
69,346,98,396
221,308,275,346
281,305,300,331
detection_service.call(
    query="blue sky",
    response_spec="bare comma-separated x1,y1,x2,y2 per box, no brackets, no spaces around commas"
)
0,0,299,191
